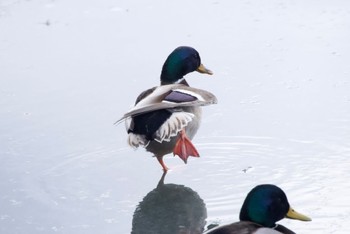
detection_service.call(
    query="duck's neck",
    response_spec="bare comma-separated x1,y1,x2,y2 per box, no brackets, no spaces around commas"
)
179,79,189,86
160,78,190,86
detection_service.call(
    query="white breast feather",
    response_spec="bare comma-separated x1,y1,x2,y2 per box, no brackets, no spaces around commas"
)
154,112,194,143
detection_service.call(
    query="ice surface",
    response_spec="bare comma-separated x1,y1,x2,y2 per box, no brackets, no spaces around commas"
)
1,0,349,233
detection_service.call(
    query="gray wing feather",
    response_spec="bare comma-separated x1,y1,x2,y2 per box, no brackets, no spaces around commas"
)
115,84,217,124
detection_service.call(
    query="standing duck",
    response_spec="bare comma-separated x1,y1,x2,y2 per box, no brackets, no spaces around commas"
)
116,46,217,171
205,184,312,234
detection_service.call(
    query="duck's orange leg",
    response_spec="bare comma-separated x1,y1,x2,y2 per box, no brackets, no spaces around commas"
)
157,156,169,171
173,130,200,164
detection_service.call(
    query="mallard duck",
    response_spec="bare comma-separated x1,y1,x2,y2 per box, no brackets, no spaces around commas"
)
205,184,312,234
116,46,217,171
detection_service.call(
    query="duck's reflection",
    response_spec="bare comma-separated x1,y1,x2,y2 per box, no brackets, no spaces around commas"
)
131,172,207,234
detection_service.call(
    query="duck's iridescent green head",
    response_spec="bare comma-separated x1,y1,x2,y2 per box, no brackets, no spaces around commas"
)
160,46,213,85
239,184,311,228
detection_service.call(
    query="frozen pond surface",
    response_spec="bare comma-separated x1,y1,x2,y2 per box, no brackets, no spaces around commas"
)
1,0,350,233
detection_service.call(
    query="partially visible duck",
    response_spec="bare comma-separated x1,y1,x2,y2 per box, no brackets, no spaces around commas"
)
205,184,312,234
116,46,217,171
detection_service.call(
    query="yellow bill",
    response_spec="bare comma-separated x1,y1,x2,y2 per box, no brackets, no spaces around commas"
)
197,63,213,75
286,207,312,221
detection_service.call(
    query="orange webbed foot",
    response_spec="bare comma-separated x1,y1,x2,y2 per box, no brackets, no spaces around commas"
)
173,130,200,164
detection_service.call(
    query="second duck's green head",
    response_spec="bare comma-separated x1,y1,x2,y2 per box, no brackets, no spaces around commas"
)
160,46,213,85
239,184,311,228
